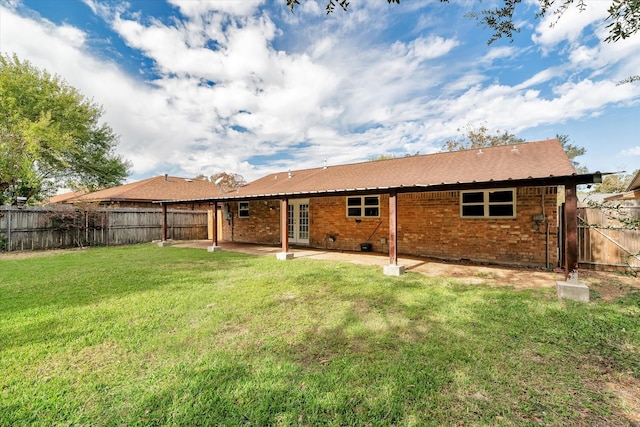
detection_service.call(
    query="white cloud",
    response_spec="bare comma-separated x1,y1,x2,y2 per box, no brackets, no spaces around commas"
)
532,1,609,47
2,0,640,182
621,146,640,156
167,0,264,17
391,36,459,61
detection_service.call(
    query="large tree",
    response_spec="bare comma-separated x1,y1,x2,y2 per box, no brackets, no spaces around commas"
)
592,169,638,193
195,172,247,190
442,124,587,172
442,123,525,152
0,54,130,205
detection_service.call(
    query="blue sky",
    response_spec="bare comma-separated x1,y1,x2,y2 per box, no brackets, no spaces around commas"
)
1,0,639,183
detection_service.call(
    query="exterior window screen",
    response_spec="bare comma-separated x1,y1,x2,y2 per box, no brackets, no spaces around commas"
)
346,196,380,218
461,189,515,218
238,202,250,218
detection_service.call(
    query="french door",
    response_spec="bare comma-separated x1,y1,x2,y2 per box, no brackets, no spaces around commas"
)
287,199,309,245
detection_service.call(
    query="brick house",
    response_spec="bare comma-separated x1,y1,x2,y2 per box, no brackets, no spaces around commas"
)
162,139,601,276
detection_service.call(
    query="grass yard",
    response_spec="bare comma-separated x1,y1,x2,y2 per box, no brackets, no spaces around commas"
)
1,244,639,426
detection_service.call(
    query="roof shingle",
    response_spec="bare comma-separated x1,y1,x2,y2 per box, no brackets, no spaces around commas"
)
224,139,576,199
51,175,221,204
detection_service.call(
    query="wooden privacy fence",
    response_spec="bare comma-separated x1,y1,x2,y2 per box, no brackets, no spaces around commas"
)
0,206,208,252
578,206,640,271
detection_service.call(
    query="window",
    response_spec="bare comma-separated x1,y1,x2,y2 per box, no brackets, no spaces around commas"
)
238,202,250,218
346,196,379,218
460,189,515,218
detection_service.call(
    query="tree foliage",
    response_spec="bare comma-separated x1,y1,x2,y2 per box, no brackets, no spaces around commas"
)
592,169,638,193
0,54,130,205
556,133,587,173
442,125,587,172
287,0,639,44
442,123,526,151
195,172,247,191
287,0,400,14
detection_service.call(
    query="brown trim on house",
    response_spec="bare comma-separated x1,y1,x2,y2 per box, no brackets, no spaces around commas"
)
154,174,602,205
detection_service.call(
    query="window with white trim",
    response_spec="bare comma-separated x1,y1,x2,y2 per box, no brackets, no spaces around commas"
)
238,202,250,218
347,196,380,218
460,189,515,218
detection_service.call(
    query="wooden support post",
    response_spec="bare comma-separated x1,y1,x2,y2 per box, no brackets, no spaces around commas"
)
556,178,589,301
389,191,397,265
383,191,405,275
157,203,172,246
161,203,168,241
206,202,223,252
564,180,578,280
281,198,289,253
211,203,218,246
276,198,293,260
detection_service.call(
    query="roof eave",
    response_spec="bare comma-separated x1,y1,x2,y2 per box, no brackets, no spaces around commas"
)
155,173,604,205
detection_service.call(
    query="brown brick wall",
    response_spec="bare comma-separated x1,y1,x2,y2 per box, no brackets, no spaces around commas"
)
309,196,390,252
395,188,558,267
220,187,559,267
220,200,281,244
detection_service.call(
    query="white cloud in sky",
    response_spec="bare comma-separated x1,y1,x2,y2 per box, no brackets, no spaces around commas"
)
532,1,610,47
622,146,640,156
1,0,640,182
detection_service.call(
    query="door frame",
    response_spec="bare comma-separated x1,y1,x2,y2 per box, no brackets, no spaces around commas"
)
288,198,310,245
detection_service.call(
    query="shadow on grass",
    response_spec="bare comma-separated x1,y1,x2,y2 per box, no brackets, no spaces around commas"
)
127,276,640,426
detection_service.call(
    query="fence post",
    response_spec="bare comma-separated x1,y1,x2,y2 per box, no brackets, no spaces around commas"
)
7,207,11,252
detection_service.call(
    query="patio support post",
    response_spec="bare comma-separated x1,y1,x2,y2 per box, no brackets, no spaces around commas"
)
556,179,589,301
158,203,171,247
277,198,293,260
207,202,222,252
564,180,579,279
384,191,405,276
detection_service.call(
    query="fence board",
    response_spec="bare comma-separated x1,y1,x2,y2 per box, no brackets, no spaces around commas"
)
578,206,640,270
0,206,207,252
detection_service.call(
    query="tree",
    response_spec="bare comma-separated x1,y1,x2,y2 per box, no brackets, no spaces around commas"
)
287,0,399,14
592,169,637,193
442,123,526,151
288,0,639,45
442,125,587,172
466,0,640,45
0,54,130,205
195,172,247,191
556,133,587,173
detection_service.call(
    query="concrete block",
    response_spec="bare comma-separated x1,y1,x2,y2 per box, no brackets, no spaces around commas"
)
157,240,172,247
383,264,406,276
556,281,590,302
276,252,294,261
207,245,223,252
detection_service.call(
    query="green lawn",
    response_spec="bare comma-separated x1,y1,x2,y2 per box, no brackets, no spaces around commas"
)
1,245,639,426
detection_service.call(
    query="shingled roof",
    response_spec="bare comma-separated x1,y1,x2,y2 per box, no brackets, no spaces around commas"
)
211,139,577,201
51,175,220,204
